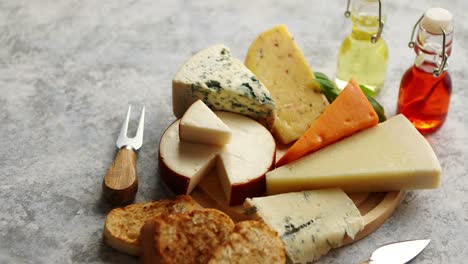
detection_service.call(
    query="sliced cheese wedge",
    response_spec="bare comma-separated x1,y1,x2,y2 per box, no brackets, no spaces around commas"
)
276,79,378,167
179,100,231,146
244,188,364,263
173,45,275,128
266,114,441,195
160,112,276,205
245,25,329,144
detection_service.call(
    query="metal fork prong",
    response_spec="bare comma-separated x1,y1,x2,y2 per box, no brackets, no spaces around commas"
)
116,105,132,148
133,105,145,149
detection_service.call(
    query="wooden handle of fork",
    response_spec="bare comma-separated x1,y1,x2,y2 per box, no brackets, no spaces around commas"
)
102,147,138,205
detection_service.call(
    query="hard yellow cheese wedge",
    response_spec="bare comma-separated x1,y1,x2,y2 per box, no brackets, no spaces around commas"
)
266,114,441,194
245,25,329,144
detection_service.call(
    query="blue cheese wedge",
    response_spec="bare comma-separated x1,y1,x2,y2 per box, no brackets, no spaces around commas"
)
244,189,364,263
173,45,276,128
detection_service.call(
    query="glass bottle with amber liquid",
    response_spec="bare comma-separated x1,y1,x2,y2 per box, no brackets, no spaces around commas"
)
335,0,388,95
398,8,453,134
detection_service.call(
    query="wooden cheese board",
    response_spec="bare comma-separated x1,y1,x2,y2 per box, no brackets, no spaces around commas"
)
190,145,404,246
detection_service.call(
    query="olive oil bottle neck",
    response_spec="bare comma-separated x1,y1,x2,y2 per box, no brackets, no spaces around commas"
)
349,0,386,42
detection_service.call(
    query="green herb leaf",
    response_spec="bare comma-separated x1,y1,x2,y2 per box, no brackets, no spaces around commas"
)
314,72,340,103
366,95,387,122
359,84,376,97
313,72,387,123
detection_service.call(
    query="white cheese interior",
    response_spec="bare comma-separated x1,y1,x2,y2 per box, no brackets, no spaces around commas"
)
179,100,231,146
159,122,221,194
245,189,364,263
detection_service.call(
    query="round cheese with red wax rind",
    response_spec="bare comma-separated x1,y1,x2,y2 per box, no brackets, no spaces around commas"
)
159,111,276,206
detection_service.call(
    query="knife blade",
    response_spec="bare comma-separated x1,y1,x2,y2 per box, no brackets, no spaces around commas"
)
361,239,430,264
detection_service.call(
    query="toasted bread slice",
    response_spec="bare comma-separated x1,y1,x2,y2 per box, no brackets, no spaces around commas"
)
140,209,235,264
208,220,286,264
103,195,200,256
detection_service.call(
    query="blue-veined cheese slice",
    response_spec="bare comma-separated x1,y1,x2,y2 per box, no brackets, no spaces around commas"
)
173,45,275,128
266,114,441,194
244,188,364,263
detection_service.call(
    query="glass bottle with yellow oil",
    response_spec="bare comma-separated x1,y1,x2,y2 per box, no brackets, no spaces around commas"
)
335,0,388,95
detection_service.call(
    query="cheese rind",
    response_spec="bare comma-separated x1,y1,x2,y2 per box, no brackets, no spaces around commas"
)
244,188,364,263
173,45,275,128
266,115,441,195
159,123,221,195
160,112,276,205
245,25,329,144
179,100,232,146
276,79,378,167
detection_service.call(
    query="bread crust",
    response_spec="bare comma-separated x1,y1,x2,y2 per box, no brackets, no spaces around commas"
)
103,195,199,256
148,209,235,264
140,218,159,264
208,220,286,264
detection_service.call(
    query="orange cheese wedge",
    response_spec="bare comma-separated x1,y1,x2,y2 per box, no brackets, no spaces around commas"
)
276,80,378,167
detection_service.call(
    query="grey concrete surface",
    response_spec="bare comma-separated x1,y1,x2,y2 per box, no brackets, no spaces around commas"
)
1,0,467,263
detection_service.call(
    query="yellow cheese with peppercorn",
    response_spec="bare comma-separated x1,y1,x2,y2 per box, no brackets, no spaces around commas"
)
245,25,329,144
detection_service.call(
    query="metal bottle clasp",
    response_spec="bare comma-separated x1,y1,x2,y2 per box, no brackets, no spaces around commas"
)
344,0,384,43
408,14,448,77
344,0,352,17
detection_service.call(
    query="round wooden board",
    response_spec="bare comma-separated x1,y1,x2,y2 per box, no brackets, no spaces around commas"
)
190,169,404,247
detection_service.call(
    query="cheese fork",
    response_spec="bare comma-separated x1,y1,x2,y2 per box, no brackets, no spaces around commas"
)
102,105,145,205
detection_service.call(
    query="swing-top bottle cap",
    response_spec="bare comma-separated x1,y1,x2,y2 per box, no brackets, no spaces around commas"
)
421,8,453,34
